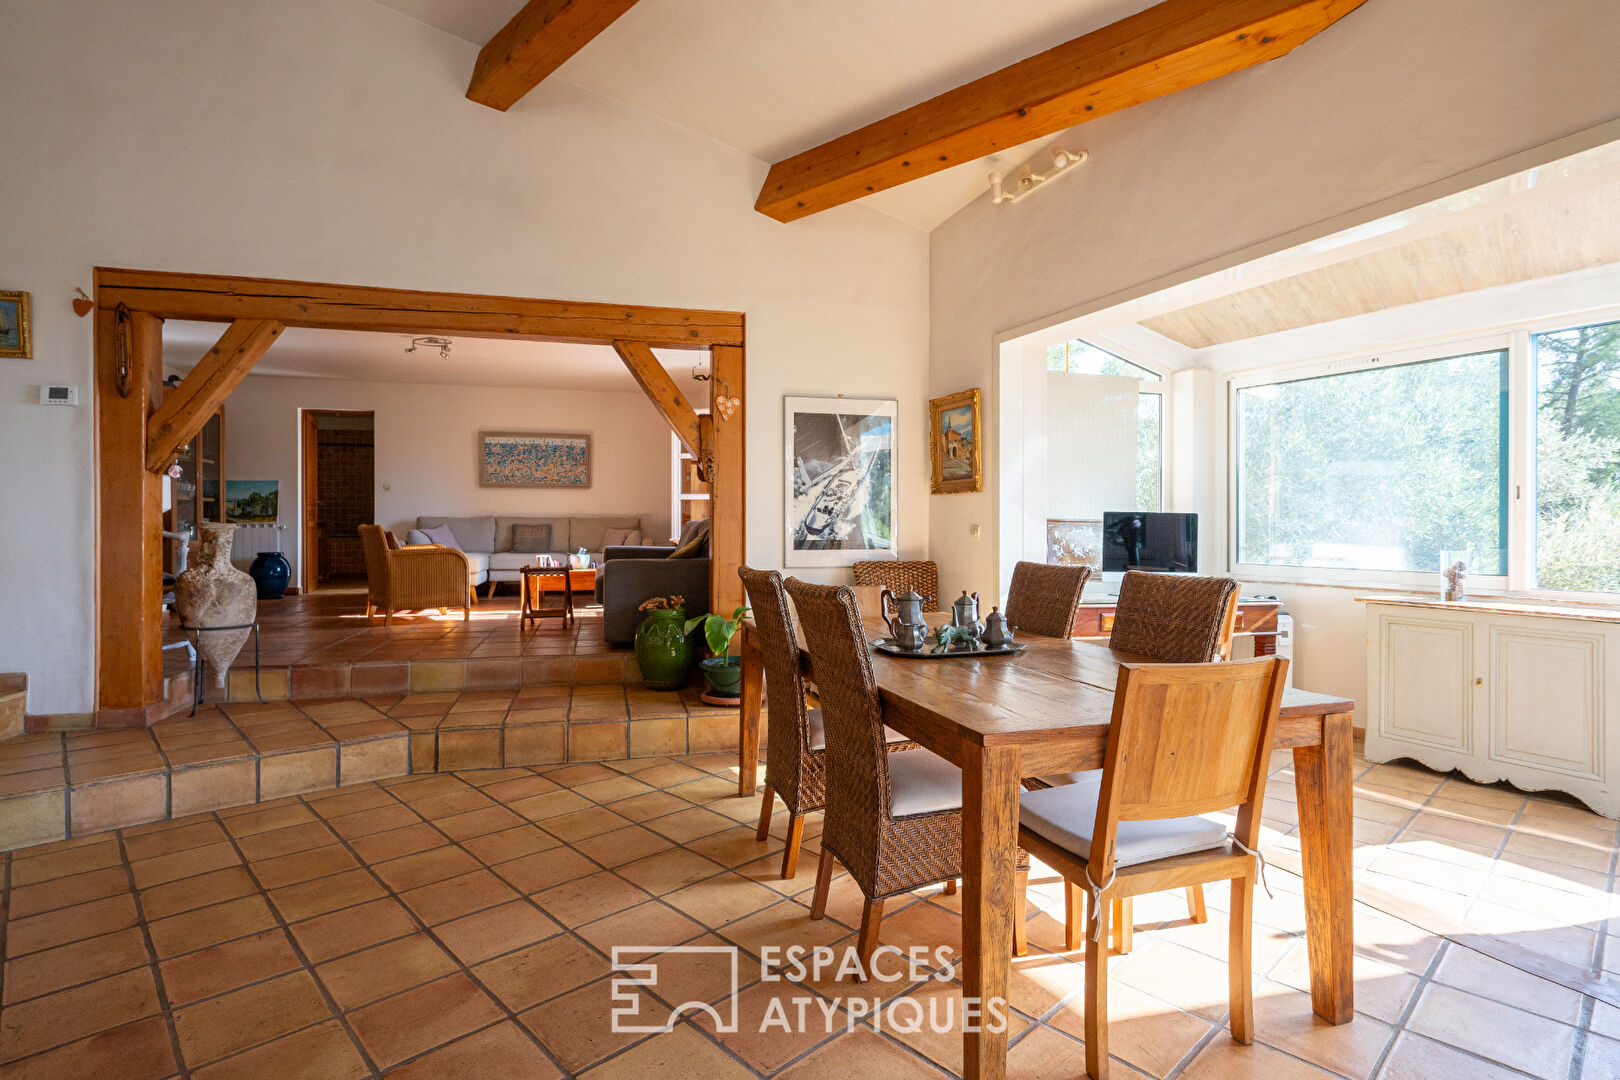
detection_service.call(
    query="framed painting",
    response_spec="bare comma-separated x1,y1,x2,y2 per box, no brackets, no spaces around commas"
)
0,291,31,359
784,396,896,567
225,481,279,523
479,431,592,488
929,387,982,494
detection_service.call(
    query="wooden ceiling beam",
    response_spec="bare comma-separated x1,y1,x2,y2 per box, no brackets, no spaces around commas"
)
96,268,742,349
755,0,1367,223
145,319,283,472
468,0,642,111
611,339,702,458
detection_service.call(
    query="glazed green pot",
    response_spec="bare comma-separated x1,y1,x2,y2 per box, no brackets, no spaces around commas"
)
635,609,694,690
699,656,743,699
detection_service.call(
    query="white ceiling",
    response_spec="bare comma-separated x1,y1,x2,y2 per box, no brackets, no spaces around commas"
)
162,321,703,394
374,0,1155,231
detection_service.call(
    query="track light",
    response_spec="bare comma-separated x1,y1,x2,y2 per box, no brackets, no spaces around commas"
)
406,336,453,360
990,146,1088,206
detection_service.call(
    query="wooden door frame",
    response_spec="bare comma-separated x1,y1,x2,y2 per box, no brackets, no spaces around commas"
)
94,267,746,724
300,408,375,593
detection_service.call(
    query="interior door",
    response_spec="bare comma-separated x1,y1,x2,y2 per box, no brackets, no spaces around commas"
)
302,409,319,591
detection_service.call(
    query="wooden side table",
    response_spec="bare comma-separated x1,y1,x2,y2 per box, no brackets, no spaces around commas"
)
521,566,574,629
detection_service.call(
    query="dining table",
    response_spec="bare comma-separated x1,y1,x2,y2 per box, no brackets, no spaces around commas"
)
735,613,1357,1080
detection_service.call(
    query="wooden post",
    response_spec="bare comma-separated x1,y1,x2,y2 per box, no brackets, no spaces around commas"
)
95,308,165,725
709,343,745,617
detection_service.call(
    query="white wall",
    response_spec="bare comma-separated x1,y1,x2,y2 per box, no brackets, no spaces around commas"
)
0,0,929,713
930,0,1620,706
220,376,676,584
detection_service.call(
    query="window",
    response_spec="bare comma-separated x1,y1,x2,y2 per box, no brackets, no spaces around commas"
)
1535,319,1620,592
1235,350,1508,575
1048,340,1163,511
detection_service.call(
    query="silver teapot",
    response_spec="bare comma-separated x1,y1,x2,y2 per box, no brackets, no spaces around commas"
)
951,590,983,637
982,607,1015,648
881,587,930,651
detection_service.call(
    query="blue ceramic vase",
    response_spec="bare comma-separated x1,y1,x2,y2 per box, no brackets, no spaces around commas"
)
248,551,292,600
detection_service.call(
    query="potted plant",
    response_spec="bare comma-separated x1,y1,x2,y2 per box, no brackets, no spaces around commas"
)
685,604,751,702
634,595,693,690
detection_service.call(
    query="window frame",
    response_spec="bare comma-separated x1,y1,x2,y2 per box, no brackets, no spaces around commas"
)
1046,338,1169,513
1226,305,1620,600
1227,333,1514,591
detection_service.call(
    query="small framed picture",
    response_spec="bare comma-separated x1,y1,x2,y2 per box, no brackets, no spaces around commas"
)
0,291,31,359
929,388,982,494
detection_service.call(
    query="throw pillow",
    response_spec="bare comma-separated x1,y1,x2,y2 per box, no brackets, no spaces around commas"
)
603,527,640,548
510,524,553,553
667,519,710,559
422,524,460,549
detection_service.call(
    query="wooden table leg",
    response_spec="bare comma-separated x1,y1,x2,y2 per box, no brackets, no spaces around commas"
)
737,622,763,796
1292,711,1355,1024
961,742,1021,1080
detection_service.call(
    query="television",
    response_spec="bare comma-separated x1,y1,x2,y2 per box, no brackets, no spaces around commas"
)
1102,512,1198,573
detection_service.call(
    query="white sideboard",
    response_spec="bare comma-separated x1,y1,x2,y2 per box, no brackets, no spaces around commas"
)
1362,597,1620,817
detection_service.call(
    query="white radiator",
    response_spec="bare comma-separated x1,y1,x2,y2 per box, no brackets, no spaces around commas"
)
230,523,285,571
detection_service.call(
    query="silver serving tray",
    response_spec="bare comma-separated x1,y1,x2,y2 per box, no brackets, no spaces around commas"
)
871,637,1027,659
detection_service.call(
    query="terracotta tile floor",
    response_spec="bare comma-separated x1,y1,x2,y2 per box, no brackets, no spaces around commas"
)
3,742,1618,1078
162,587,613,678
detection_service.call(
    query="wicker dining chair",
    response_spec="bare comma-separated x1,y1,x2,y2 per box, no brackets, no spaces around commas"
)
1003,561,1091,638
785,577,1029,976
359,524,474,624
851,560,940,612
1017,656,1289,1080
1036,569,1244,951
739,566,912,878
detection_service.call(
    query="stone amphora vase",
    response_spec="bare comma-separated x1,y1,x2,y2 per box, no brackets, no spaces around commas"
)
174,523,257,688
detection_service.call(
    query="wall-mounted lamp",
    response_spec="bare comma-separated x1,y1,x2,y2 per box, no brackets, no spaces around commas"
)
990,146,1088,206
405,336,453,360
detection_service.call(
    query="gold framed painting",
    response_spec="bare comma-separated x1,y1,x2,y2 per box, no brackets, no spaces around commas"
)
0,291,31,359
929,387,982,494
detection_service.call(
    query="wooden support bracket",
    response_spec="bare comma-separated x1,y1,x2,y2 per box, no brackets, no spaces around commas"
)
611,339,701,458
145,319,282,472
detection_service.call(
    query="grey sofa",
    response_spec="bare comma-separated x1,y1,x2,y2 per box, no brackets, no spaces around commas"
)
596,536,711,645
405,515,659,594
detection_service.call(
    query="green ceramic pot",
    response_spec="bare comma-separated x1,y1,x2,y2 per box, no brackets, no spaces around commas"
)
635,608,694,690
699,655,743,699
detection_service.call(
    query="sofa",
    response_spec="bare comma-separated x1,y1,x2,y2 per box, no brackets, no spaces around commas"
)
595,520,712,644
404,515,660,594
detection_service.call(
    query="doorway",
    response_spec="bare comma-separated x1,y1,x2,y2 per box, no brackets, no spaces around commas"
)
301,410,375,592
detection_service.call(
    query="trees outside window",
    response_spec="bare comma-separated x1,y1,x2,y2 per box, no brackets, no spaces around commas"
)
1535,320,1620,592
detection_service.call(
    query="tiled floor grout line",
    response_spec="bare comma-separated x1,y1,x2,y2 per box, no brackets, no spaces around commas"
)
1570,995,1596,1080
113,828,194,1080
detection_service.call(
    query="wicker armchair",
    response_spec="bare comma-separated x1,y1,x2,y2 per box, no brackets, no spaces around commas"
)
1003,561,1091,637
1038,569,1243,950
740,566,911,878
359,524,474,624
852,560,940,612
785,577,1029,976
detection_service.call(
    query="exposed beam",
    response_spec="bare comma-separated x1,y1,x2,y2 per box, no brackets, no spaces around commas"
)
145,319,283,472
708,344,745,617
468,0,642,111
755,0,1367,222
96,268,742,349
611,339,701,458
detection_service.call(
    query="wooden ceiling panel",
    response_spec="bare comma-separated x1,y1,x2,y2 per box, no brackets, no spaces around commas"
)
1140,181,1620,348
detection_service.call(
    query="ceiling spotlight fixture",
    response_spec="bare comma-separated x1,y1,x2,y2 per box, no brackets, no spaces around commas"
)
406,336,453,360
990,146,1088,206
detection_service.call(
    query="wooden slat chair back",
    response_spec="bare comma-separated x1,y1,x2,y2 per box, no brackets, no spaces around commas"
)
1002,560,1090,638
1017,656,1289,1079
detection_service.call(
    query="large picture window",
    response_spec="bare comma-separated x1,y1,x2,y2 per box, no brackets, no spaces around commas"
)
1535,319,1620,592
1236,350,1508,575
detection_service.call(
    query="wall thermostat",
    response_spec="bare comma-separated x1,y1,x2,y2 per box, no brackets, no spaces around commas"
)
40,386,79,406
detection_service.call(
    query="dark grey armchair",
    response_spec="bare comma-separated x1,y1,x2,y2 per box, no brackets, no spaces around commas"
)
596,545,711,644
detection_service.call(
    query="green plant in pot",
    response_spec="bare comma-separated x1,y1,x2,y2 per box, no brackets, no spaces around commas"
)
634,595,694,690
685,605,751,701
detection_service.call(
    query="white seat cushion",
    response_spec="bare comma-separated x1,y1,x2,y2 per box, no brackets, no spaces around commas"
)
804,708,910,752
887,749,963,818
1019,776,1227,868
